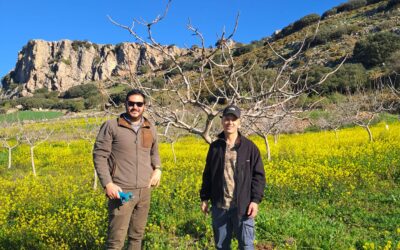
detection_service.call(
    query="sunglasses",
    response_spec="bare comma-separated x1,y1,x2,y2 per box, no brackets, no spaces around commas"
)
126,101,144,107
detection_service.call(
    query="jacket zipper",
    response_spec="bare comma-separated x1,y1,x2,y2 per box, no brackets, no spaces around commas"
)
135,129,138,189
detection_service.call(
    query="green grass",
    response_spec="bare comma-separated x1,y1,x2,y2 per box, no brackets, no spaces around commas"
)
0,111,63,123
0,122,399,249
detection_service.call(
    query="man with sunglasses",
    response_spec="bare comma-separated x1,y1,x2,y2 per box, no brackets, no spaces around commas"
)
200,105,266,250
93,89,161,250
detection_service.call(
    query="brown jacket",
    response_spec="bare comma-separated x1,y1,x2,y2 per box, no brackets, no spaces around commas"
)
93,114,161,190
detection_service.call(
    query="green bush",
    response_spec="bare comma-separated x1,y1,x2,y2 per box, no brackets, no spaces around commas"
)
164,68,180,78
16,97,57,110
52,100,84,112
84,95,102,109
353,32,400,68
275,24,294,39
366,0,383,4
292,14,321,32
305,64,368,94
326,63,368,93
161,59,174,70
386,0,400,10
33,88,59,99
137,65,151,75
61,58,71,66
63,83,100,99
181,61,201,71
337,0,367,13
151,77,165,89
110,92,126,106
386,50,400,72
312,25,359,45
322,8,338,19
71,40,92,52
233,44,255,57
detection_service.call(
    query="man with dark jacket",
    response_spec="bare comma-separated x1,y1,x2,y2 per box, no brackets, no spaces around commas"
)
200,105,266,250
93,89,161,250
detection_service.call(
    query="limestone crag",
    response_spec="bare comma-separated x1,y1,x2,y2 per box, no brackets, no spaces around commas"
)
4,40,185,96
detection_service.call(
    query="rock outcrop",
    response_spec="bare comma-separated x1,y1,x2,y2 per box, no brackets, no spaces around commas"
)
2,40,185,96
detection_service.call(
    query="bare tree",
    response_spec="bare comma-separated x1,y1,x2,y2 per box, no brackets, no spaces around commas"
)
73,116,102,189
0,123,20,169
22,126,53,176
106,1,346,148
311,106,348,138
339,88,393,142
158,123,185,164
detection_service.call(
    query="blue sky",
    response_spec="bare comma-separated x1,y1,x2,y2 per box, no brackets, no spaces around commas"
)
0,0,345,80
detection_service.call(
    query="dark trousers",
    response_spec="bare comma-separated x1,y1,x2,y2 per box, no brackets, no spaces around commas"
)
211,206,255,250
106,188,151,250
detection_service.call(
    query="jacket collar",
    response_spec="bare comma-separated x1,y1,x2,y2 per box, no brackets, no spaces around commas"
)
118,113,151,130
217,131,242,148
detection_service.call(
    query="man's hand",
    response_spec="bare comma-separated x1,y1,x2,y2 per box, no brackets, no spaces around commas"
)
105,182,122,199
247,202,259,218
148,169,162,187
201,201,209,215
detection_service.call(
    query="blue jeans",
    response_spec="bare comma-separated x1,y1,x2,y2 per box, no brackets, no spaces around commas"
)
211,206,255,250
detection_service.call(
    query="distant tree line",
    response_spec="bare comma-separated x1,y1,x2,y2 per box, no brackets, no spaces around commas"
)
0,83,103,113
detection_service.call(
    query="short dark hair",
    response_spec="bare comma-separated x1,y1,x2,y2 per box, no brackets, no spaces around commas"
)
126,89,146,103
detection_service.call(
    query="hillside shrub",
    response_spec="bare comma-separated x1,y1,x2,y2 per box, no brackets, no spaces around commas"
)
84,95,102,109
326,63,369,93
305,64,368,94
275,24,294,39
322,8,338,19
52,100,84,112
161,59,174,70
353,32,400,68
312,25,360,45
33,88,59,99
63,83,99,99
181,61,202,71
337,0,367,13
386,50,400,72
386,0,400,10
151,77,165,89
164,68,180,78
71,40,92,52
366,0,383,4
16,97,57,110
137,65,151,75
292,14,321,32
233,44,255,57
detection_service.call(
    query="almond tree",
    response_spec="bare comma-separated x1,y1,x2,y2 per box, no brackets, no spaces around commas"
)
158,123,185,164
22,126,53,176
72,116,102,189
388,75,400,100
106,1,346,149
340,87,393,142
0,123,21,169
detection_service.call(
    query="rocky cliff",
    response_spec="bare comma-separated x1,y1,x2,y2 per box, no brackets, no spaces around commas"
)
2,39,185,96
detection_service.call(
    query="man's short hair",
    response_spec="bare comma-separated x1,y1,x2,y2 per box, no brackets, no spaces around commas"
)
126,89,146,103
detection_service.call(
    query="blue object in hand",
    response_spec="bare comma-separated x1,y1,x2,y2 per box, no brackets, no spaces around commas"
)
118,191,133,204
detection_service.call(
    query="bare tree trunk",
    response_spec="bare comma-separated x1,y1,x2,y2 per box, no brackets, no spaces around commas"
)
263,134,271,161
366,125,373,142
171,142,176,164
274,133,279,144
91,148,98,190
30,146,36,176
8,148,11,169
93,169,98,190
